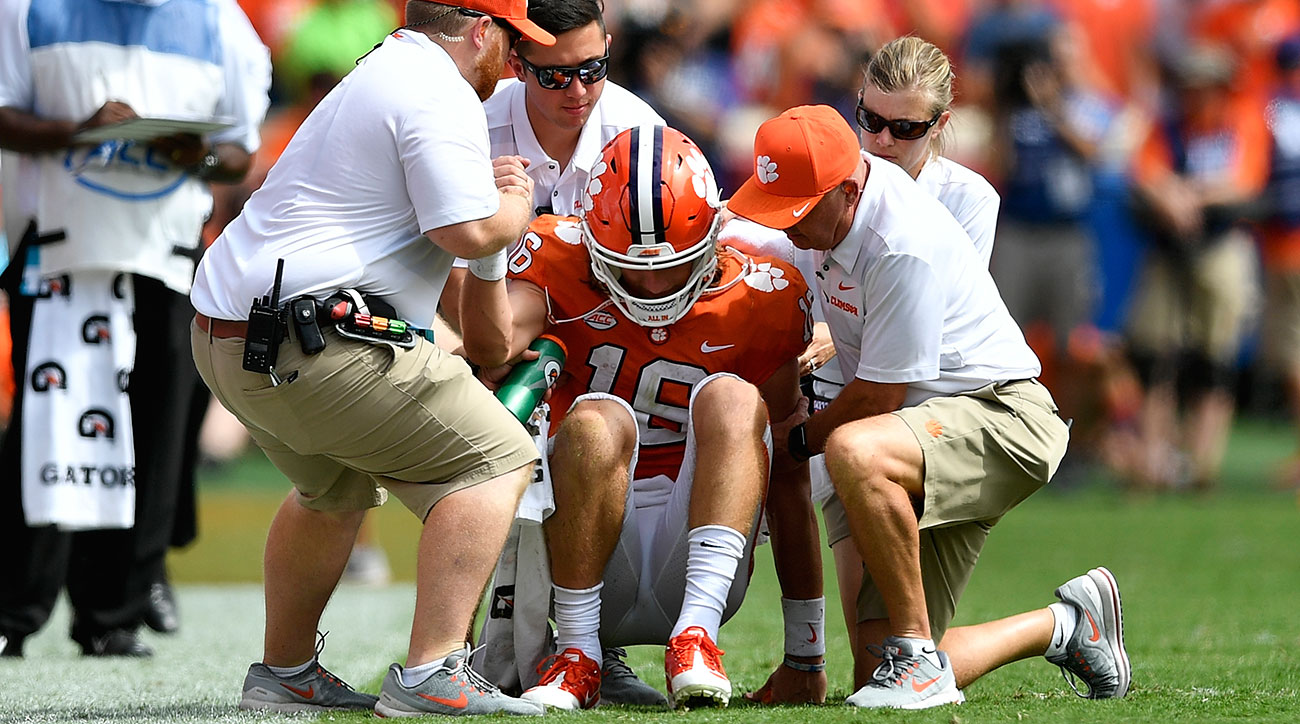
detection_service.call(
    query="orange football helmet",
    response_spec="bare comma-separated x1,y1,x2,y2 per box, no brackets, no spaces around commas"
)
580,125,722,327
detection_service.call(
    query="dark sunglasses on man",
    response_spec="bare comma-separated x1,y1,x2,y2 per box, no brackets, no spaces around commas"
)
517,54,610,90
855,99,941,141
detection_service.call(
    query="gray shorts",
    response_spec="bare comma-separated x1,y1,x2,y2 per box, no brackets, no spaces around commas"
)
192,320,539,519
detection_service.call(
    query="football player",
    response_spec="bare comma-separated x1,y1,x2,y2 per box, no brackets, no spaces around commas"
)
464,125,827,709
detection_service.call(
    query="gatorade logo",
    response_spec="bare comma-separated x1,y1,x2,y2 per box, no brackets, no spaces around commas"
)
38,275,73,299
543,359,562,386
31,362,67,392
78,409,116,439
82,315,111,344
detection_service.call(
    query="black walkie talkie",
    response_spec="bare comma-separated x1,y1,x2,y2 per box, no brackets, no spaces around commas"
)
242,259,285,374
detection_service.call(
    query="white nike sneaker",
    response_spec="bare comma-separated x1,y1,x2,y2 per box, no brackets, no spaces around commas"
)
845,636,965,710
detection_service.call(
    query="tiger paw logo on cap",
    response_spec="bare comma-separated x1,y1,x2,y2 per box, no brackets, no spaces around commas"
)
756,155,779,184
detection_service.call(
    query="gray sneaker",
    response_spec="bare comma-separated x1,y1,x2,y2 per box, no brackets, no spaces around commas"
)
601,647,668,707
845,637,965,710
1048,566,1131,699
375,646,544,717
238,660,378,713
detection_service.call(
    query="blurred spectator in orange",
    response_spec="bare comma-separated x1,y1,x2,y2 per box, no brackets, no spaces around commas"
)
1121,44,1270,491
237,0,314,60
1191,0,1300,113
1257,35,1300,490
1052,0,1160,111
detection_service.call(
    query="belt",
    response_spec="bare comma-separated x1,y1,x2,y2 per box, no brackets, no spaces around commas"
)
195,312,250,339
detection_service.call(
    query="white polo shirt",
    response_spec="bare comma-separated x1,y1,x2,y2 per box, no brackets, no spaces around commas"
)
916,155,1000,267
193,30,498,326
819,152,1040,407
483,78,664,218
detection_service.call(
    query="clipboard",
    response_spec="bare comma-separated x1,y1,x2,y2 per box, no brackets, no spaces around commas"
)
72,117,234,143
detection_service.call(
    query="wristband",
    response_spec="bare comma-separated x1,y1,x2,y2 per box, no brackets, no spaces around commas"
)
782,596,825,657
468,249,508,281
782,656,826,673
787,422,812,463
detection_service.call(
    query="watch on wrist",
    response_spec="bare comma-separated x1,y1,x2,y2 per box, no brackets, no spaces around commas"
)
788,422,812,462
188,150,220,180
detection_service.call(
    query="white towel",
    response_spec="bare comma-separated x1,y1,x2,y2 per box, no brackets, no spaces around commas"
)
20,268,136,530
474,407,556,692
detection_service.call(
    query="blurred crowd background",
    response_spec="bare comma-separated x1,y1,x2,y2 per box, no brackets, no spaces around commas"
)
4,0,1300,497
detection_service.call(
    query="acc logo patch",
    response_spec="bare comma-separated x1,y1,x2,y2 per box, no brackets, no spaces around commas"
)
78,409,116,439
584,310,618,330
31,362,67,392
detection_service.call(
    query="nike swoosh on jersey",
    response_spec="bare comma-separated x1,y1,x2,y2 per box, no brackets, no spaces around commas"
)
700,341,735,353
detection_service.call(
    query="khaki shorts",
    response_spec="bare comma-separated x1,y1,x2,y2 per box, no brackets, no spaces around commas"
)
1261,270,1300,371
192,321,538,519
822,379,1069,642
1126,230,1259,362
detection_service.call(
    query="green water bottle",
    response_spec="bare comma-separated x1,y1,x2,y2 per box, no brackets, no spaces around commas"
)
495,334,568,424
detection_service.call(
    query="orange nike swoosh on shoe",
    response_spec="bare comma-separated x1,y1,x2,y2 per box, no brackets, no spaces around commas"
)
419,691,468,709
806,624,818,644
912,675,942,693
1086,610,1101,643
280,683,315,699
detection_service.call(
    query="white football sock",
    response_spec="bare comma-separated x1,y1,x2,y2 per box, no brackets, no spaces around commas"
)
399,655,448,687
267,658,314,679
554,582,603,664
671,525,746,640
895,636,943,668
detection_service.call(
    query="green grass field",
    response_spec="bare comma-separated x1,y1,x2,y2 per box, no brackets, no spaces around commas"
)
2,419,1298,723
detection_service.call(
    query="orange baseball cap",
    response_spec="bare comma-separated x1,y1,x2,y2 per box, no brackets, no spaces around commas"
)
728,105,861,229
420,0,556,46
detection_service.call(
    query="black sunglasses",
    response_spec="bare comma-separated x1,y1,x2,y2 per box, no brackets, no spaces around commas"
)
517,54,610,90
458,8,521,48
855,102,941,141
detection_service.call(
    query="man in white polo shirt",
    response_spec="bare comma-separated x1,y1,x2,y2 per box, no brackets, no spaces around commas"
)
447,0,664,340
191,1,556,716
728,106,1129,710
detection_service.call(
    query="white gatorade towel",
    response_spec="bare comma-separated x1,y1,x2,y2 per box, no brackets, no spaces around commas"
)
21,268,136,530
474,408,555,692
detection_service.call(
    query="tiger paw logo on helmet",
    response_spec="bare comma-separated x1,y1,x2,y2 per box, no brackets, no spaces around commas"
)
744,262,790,293
756,155,779,184
685,148,719,205
581,160,608,215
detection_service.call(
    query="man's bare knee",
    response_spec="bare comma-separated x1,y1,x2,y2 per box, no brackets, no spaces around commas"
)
691,376,766,438
559,399,636,450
